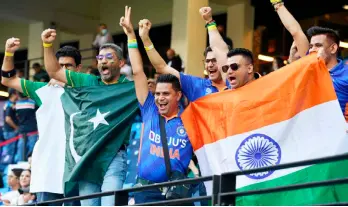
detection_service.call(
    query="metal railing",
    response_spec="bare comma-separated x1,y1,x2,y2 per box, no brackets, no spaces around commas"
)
25,153,348,206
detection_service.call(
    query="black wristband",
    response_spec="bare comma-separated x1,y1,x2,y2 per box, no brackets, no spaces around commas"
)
1,69,16,78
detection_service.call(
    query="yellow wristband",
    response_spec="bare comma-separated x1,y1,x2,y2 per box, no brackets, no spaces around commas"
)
270,0,282,4
43,42,53,48
5,52,14,57
145,44,154,51
207,25,217,31
128,39,137,43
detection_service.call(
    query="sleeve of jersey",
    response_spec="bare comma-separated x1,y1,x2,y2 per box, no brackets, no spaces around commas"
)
138,92,155,121
65,70,96,87
179,72,202,102
20,79,47,105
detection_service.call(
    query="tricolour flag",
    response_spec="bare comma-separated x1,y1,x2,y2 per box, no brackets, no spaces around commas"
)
61,82,139,196
181,54,348,205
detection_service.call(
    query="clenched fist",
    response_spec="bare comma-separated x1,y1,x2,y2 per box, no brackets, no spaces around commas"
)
138,19,152,40
199,7,213,23
41,29,57,44
5,38,20,53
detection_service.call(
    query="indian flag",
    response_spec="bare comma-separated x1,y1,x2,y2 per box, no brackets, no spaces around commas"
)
181,54,348,205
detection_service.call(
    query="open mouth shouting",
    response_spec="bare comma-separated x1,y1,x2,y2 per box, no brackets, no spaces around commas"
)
101,65,111,76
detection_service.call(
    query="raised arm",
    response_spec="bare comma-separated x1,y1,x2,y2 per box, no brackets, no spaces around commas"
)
272,1,309,58
199,7,229,55
41,29,67,83
1,38,23,92
120,6,149,105
138,19,180,79
199,7,228,82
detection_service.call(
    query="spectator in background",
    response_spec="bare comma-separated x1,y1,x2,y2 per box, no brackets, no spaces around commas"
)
17,69,24,78
32,63,49,82
272,56,285,71
1,168,22,205
147,78,156,94
120,57,134,81
217,25,233,49
19,170,31,189
166,49,184,72
15,92,38,162
86,65,100,76
92,23,114,50
1,89,19,164
16,187,36,205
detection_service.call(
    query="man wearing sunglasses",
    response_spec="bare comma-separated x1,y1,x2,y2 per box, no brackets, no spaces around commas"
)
138,19,229,103
221,48,259,89
307,26,348,119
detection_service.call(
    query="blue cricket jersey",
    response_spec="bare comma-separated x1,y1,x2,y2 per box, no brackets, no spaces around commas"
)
330,60,348,120
137,92,193,183
179,73,229,102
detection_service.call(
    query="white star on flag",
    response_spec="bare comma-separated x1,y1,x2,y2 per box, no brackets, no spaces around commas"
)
88,109,110,130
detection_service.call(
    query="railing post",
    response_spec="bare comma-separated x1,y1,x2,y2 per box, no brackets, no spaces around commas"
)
22,133,27,161
114,191,128,206
219,173,236,206
211,175,221,206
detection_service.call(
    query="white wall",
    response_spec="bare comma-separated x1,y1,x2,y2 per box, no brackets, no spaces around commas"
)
100,0,227,36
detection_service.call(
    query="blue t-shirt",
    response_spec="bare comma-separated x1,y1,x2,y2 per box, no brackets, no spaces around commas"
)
330,60,348,120
137,92,193,183
179,73,229,102
2,101,18,132
15,99,38,133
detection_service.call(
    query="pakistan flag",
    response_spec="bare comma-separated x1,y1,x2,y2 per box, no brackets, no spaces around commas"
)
60,82,138,195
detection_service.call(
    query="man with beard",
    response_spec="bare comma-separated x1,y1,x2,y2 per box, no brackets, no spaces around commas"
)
40,29,131,206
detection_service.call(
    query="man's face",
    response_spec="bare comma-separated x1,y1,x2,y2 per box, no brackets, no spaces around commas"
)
7,172,18,187
166,49,175,60
205,51,222,82
309,34,337,64
225,55,253,89
155,83,181,116
58,57,81,72
97,48,121,83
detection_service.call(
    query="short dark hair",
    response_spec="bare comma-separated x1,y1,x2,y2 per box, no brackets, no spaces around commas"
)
32,63,41,69
11,168,23,178
99,43,123,60
156,74,181,92
204,45,233,58
99,23,107,28
307,26,340,46
56,46,82,66
203,46,212,58
227,48,254,64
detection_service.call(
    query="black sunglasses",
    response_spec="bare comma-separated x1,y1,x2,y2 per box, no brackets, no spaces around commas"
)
222,63,239,73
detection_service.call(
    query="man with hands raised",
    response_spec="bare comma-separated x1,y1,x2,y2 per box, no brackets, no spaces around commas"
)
138,17,229,102
120,6,193,204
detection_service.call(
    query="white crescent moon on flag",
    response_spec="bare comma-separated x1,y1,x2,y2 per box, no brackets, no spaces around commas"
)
70,112,82,163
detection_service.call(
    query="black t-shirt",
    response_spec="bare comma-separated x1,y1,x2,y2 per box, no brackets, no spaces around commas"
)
15,99,38,133
3,101,18,132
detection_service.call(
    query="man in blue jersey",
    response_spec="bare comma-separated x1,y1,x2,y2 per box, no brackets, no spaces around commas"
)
307,26,348,120
138,19,229,102
119,6,193,204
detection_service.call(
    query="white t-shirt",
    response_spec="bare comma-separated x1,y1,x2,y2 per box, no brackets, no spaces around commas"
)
30,85,66,194
1,190,20,204
120,64,133,81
